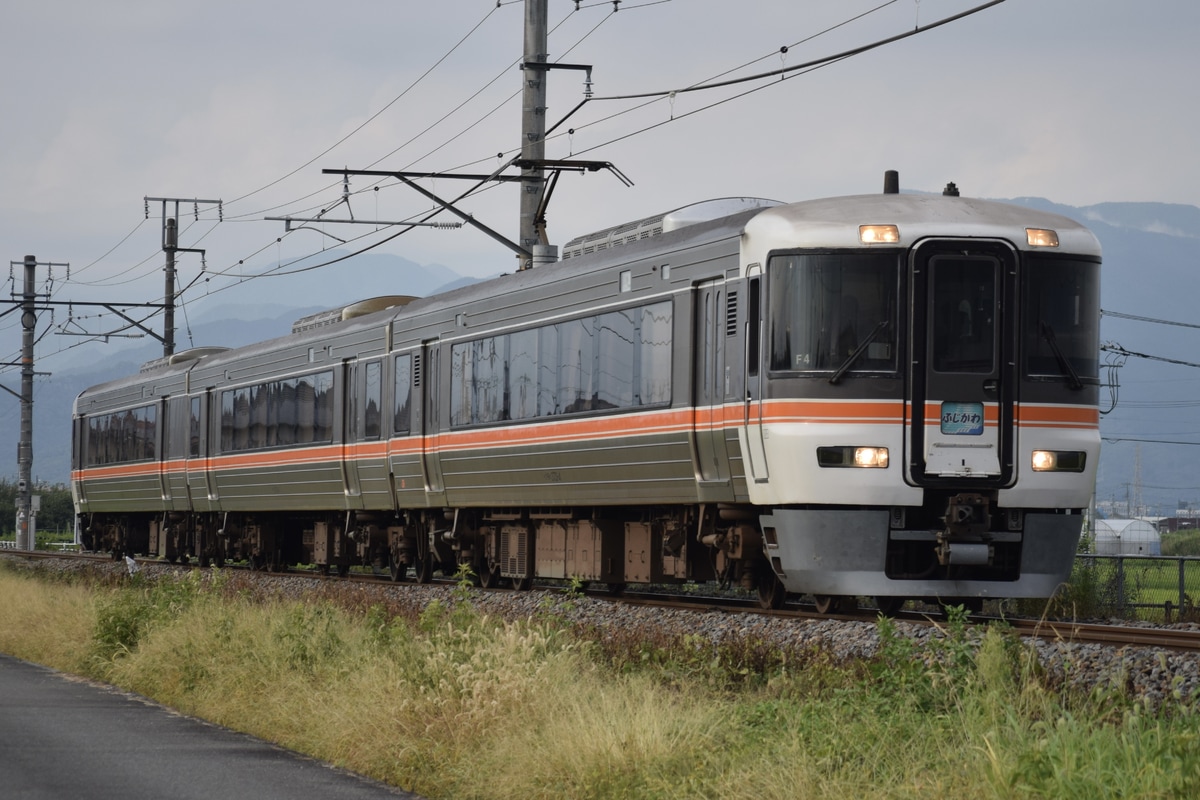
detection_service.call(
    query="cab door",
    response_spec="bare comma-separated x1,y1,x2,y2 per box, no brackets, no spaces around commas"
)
907,240,1017,486
693,279,731,484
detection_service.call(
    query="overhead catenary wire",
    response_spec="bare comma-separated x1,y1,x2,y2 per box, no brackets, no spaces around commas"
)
217,0,983,289
10,0,1009,376
221,4,505,216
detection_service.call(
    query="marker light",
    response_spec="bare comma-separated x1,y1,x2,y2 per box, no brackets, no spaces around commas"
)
1026,228,1060,247
859,224,900,244
1031,450,1086,472
817,446,889,468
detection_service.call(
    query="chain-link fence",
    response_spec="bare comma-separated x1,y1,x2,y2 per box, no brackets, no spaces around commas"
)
1038,554,1200,622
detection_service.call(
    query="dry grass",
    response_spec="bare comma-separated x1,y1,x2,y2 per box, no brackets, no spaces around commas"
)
4,560,1200,799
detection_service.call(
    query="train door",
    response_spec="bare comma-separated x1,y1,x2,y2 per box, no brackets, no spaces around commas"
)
156,397,172,505
907,241,1017,485
185,395,212,509
342,359,365,507
71,415,87,509
693,279,731,484
742,272,769,483
417,340,446,499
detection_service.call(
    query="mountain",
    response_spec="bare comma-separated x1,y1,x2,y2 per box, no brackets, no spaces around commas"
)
6,202,1199,518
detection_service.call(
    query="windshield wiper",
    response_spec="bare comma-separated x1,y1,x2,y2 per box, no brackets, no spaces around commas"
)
1040,321,1084,390
829,320,889,385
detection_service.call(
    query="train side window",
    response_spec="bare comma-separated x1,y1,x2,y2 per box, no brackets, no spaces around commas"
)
597,308,636,410
295,376,316,444
446,299,672,428
277,378,297,446
394,354,412,434
189,397,201,458
560,317,596,413
220,391,235,451
474,337,505,424
509,329,538,421
449,342,472,427
538,324,559,417
747,277,761,377
640,301,672,405
313,371,334,442
364,361,382,440
84,404,157,464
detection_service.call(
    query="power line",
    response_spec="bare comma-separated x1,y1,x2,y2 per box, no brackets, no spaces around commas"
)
221,4,505,216
1102,343,1200,371
1103,308,1200,330
1103,436,1200,447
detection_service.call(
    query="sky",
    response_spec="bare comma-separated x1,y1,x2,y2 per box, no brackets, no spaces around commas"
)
2,0,1198,369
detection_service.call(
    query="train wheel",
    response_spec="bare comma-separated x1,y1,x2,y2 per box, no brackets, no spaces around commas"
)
414,554,433,584
812,595,841,615
757,574,787,610
478,563,501,589
337,564,350,578
511,575,532,591
388,551,406,582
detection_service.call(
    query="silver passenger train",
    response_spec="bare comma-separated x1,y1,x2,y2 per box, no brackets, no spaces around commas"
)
72,177,1102,611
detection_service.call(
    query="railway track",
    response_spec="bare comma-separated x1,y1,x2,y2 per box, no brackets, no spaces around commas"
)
6,548,1200,653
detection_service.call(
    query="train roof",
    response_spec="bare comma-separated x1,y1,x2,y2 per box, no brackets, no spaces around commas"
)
75,189,1102,410
742,193,1102,260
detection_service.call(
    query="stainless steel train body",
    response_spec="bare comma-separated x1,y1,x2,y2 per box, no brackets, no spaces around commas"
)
72,188,1102,609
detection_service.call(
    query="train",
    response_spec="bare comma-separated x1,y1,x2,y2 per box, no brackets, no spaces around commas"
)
71,174,1102,612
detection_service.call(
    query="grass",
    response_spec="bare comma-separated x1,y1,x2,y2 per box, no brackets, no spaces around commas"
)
3,560,1200,798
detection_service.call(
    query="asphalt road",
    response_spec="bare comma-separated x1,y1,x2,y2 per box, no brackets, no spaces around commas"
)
0,653,422,799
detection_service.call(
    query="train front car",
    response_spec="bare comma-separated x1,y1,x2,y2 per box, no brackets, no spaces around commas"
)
743,189,1101,612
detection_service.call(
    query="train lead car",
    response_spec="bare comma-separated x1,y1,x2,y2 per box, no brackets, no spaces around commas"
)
72,174,1101,611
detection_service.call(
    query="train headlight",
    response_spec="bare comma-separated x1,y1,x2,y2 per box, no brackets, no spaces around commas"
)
817,446,889,468
859,224,899,244
1026,228,1060,247
1031,450,1086,472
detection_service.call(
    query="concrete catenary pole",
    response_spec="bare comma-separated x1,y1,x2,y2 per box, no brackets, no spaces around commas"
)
16,255,35,550
163,217,177,357
518,0,548,270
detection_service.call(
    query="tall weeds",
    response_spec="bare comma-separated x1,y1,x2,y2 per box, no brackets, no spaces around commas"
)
3,561,1200,799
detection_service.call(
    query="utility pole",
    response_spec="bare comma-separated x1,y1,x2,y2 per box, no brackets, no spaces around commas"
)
317,0,622,270
164,217,178,357
518,0,549,270
145,197,221,357
17,255,35,550
4,255,60,550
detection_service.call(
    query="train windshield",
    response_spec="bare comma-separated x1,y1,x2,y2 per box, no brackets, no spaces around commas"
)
1021,257,1100,384
768,252,898,373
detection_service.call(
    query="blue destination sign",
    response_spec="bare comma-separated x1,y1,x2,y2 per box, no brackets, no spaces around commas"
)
941,401,984,435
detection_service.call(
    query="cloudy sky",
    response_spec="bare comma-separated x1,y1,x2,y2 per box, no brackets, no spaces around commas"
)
1,0,1197,342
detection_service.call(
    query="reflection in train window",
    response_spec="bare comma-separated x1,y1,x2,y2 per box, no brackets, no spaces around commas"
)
449,300,673,427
